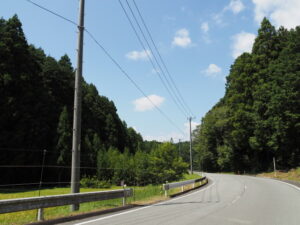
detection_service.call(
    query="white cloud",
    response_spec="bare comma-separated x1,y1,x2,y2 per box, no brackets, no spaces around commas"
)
151,68,160,74
200,22,211,43
126,49,151,61
184,121,199,134
252,0,300,29
133,94,165,112
203,64,222,77
201,22,209,33
163,15,176,21
212,13,223,25
144,132,184,142
172,28,192,48
213,0,245,25
202,35,212,44
226,0,245,14
143,120,200,142
231,32,256,58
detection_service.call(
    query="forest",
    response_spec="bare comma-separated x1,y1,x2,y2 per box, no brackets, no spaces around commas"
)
193,18,300,173
2,15,298,185
0,15,188,187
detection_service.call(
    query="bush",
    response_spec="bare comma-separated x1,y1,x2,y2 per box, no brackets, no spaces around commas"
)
80,176,111,188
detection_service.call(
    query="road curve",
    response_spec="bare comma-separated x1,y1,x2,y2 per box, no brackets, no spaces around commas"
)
59,174,300,225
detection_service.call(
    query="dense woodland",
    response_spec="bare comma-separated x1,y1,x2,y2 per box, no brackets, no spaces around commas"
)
1,15,299,186
193,18,300,173
0,15,187,186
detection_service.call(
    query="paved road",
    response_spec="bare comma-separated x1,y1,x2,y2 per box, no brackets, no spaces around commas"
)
60,174,300,225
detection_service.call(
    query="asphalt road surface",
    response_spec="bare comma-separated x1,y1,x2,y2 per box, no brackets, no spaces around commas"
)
60,174,300,225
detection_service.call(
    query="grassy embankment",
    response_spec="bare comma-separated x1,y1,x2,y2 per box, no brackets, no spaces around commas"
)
257,167,300,182
0,173,203,225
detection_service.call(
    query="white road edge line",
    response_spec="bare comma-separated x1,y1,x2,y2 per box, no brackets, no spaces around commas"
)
270,179,300,192
73,179,214,225
241,175,300,192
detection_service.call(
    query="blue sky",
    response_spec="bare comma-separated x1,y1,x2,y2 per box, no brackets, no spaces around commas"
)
1,0,300,142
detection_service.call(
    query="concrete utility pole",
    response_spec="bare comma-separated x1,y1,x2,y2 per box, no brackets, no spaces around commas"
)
178,139,181,156
71,0,85,212
189,117,193,174
273,157,277,177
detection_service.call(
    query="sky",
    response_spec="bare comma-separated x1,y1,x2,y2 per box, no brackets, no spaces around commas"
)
1,0,300,142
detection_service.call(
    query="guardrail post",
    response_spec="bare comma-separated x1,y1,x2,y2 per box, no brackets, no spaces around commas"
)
37,208,44,221
122,185,127,206
164,181,168,197
181,185,184,192
133,187,135,202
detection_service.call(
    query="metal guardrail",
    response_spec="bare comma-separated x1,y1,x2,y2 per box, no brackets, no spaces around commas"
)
0,188,133,214
163,177,207,192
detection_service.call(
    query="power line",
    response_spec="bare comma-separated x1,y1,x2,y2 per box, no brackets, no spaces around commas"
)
124,0,191,117
25,0,185,135
0,165,186,171
124,0,190,117
0,182,71,187
0,147,104,157
132,0,195,117
0,147,48,152
25,0,77,26
84,30,185,135
0,165,96,169
0,182,76,189
119,0,189,118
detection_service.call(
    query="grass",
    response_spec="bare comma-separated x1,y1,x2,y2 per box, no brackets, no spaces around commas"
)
0,173,203,225
257,167,300,182
0,187,122,225
0,186,121,200
180,173,202,181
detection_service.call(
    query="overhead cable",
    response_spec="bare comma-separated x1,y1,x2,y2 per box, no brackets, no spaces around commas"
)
84,30,185,134
25,0,77,26
132,0,195,117
119,0,190,118
24,0,185,135
125,0,192,117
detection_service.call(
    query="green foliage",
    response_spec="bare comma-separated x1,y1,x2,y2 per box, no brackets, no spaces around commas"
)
194,18,300,173
148,143,188,184
80,176,111,188
134,150,150,185
0,15,145,185
96,142,188,186
56,106,71,166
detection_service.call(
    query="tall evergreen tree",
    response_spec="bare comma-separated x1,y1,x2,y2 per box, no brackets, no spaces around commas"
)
194,18,300,173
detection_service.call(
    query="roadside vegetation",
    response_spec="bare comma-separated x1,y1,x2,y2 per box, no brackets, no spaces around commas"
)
0,15,187,187
192,18,300,174
0,15,197,225
257,167,300,182
0,173,202,225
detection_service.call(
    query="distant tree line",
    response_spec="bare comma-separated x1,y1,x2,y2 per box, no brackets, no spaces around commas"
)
0,15,188,186
193,18,300,173
94,142,187,186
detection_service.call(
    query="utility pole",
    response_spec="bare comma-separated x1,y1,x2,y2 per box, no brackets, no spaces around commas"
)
189,117,193,174
71,0,85,212
178,139,181,156
273,157,277,177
